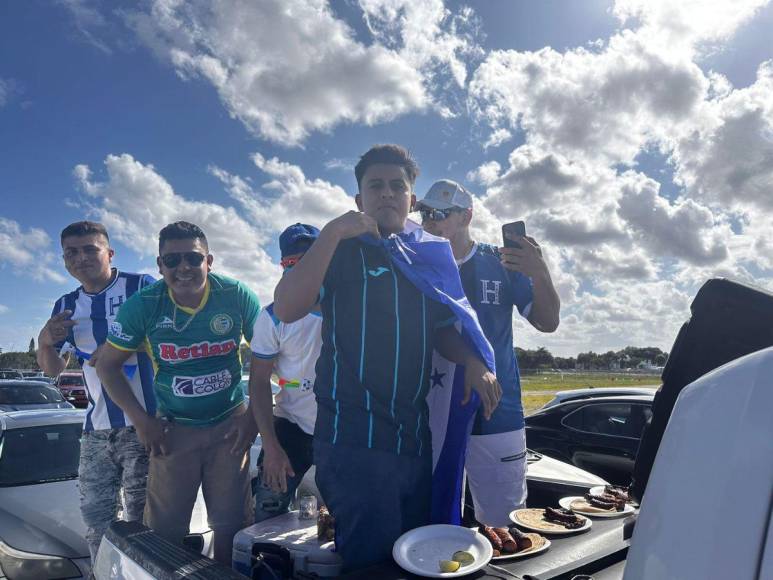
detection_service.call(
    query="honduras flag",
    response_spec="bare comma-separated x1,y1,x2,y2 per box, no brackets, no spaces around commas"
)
360,220,495,525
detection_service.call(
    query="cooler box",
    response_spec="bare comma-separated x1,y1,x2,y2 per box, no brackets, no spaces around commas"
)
232,511,342,578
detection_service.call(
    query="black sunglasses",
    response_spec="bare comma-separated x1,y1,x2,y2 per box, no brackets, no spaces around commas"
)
419,207,463,222
160,251,206,268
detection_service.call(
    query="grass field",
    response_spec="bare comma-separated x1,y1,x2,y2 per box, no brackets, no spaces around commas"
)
521,372,661,392
521,373,661,415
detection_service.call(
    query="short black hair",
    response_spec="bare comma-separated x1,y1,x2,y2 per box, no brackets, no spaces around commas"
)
158,221,208,253
354,144,419,191
60,221,109,245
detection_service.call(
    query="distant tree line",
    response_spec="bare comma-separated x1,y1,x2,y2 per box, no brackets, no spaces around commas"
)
2,341,668,375
516,346,669,371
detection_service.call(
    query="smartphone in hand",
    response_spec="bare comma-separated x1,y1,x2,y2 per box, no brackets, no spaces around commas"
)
502,220,526,249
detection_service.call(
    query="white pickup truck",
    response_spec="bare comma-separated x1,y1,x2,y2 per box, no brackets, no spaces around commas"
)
92,278,773,580
92,345,773,580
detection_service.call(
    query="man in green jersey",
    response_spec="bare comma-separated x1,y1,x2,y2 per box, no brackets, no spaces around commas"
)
96,221,260,564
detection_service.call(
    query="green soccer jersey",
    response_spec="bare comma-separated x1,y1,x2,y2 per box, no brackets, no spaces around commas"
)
107,272,260,426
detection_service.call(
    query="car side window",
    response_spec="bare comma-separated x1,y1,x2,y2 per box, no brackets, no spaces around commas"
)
562,403,650,438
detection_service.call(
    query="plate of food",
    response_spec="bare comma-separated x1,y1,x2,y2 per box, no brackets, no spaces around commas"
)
392,524,493,577
559,494,635,518
509,508,592,535
477,526,550,560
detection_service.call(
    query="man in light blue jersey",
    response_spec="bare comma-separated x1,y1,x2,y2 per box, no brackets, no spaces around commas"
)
419,180,560,527
37,221,156,562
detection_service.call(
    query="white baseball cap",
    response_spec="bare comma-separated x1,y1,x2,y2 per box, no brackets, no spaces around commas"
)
416,179,473,211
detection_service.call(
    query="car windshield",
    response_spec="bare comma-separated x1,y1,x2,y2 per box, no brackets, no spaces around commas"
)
0,384,66,405
0,423,81,486
58,375,84,387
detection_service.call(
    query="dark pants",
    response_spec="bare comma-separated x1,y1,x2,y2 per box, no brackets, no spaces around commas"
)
314,440,432,573
254,416,314,522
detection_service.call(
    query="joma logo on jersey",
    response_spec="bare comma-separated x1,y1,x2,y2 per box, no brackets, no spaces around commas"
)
171,370,231,397
158,339,237,362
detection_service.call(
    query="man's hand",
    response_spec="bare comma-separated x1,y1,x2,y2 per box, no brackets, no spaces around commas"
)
224,411,259,455
135,416,170,456
326,211,380,242
462,357,502,420
39,310,77,348
499,236,549,279
261,442,296,493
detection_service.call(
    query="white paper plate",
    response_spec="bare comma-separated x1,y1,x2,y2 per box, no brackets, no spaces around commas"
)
509,509,592,535
393,524,493,578
491,536,551,561
558,496,635,518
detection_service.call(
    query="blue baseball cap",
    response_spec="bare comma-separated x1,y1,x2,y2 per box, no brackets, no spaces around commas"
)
279,223,320,258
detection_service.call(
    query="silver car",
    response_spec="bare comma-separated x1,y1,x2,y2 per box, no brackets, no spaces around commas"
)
0,380,75,412
0,409,90,579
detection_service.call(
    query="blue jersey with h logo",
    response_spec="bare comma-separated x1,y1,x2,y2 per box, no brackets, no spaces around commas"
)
51,269,157,432
460,243,533,434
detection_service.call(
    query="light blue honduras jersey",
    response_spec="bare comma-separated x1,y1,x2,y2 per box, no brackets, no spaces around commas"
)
51,269,156,432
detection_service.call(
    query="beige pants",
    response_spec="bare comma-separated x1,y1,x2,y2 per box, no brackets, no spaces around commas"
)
144,409,252,564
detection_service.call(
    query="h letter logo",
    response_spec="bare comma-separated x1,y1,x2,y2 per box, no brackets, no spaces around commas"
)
480,280,502,305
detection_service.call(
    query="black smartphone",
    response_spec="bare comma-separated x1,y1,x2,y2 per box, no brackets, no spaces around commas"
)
502,220,526,249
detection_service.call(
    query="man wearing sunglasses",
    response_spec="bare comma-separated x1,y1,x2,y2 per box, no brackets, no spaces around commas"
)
96,221,261,564
418,179,560,528
249,223,322,523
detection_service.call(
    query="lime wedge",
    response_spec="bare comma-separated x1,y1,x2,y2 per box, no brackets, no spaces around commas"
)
439,559,461,572
452,550,475,566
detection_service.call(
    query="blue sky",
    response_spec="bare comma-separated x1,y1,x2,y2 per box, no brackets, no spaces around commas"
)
1,0,772,356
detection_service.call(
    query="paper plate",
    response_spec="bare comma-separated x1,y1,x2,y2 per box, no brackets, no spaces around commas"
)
392,525,493,578
559,496,635,518
509,508,592,535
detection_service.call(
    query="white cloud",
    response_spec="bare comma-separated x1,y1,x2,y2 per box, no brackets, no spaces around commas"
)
359,0,483,90
612,0,770,51
468,33,708,167
58,0,114,54
670,60,773,212
465,160,500,187
210,152,355,236
616,171,730,265
0,305,8,315
73,154,281,301
0,218,67,283
124,0,429,146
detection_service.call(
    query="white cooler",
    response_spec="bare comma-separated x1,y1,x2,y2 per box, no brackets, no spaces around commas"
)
232,511,343,578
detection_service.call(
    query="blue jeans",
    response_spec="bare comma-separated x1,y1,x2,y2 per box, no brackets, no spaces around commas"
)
254,417,314,522
313,440,432,573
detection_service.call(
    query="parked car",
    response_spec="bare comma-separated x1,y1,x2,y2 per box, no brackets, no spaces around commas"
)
55,372,89,408
541,386,658,409
0,380,75,412
0,371,23,381
525,392,655,484
0,409,91,579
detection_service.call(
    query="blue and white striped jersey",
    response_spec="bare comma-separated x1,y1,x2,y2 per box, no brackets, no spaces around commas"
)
52,269,156,432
